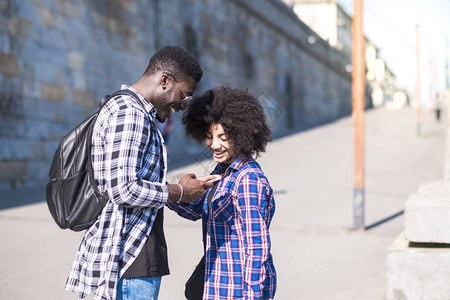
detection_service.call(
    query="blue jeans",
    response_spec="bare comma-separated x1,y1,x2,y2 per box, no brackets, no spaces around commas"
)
116,277,161,300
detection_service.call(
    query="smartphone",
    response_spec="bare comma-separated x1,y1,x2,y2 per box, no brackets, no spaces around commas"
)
207,176,221,183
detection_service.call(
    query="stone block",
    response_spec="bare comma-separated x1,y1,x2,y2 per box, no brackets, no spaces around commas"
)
40,27,65,49
0,117,52,142
38,7,54,27
52,11,66,31
27,0,43,6
45,141,60,159
54,65,66,85
70,71,88,90
21,98,65,122
101,17,133,37
22,39,45,61
0,160,27,181
0,93,23,117
0,0,9,11
24,119,51,141
41,83,65,102
18,60,36,81
0,118,23,138
2,76,22,94
404,180,450,244
72,88,96,108
22,79,41,99
58,0,81,19
15,0,37,22
8,16,32,37
0,52,19,76
26,160,50,184
0,32,11,53
72,22,92,43
48,46,68,66
0,138,36,160
68,51,85,70
387,232,450,300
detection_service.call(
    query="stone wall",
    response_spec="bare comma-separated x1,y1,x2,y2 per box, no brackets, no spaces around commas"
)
0,0,352,190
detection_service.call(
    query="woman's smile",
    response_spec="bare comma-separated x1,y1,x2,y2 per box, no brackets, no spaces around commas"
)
205,123,236,164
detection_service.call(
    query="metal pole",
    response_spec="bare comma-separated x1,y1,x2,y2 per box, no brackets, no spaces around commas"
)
352,0,365,230
416,25,421,135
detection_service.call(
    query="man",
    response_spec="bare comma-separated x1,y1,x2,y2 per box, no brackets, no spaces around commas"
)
65,46,213,300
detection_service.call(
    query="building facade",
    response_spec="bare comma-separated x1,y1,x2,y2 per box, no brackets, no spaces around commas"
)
283,0,352,64
365,41,397,108
0,0,352,190
283,0,404,109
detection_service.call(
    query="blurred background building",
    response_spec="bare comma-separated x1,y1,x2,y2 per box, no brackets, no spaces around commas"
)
0,0,403,190
283,0,353,63
283,0,407,110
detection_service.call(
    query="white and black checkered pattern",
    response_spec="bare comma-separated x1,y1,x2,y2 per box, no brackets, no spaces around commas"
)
65,85,168,300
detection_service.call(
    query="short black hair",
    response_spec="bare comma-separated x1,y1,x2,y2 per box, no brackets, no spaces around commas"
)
144,46,203,82
182,86,271,160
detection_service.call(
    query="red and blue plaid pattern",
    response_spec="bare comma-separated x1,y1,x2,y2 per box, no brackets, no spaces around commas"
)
168,157,277,299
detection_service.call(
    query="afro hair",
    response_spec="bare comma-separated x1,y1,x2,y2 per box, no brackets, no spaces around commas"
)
182,86,272,160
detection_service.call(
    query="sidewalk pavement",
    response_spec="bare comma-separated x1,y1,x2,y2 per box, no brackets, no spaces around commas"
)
0,107,446,300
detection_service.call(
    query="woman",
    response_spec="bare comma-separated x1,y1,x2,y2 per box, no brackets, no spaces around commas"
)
167,86,276,299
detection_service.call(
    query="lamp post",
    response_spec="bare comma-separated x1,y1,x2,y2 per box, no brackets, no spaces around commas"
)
352,0,365,230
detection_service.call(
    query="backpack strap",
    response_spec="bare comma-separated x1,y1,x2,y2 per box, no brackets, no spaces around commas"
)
99,89,145,110
86,89,147,214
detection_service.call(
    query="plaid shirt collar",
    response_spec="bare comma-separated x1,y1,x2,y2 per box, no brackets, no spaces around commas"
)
120,84,157,120
212,156,249,176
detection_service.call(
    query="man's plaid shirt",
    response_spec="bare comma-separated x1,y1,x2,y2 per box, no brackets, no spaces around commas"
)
168,157,277,299
65,85,169,300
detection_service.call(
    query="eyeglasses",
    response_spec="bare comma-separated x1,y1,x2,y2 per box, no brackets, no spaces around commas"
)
165,73,193,104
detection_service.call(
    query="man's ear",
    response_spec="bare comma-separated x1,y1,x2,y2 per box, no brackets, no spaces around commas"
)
161,74,168,90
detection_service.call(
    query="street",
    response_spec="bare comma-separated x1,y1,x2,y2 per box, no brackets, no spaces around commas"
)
0,107,446,300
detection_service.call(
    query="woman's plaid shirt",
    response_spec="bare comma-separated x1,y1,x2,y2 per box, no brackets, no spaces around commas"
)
65,85,169,300
168,157,277,299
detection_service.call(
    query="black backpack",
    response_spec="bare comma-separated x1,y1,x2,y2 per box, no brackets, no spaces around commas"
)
46,89,141,231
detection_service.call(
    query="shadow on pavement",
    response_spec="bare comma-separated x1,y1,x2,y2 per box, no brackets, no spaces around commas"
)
365,210,404,230
0,185,46,210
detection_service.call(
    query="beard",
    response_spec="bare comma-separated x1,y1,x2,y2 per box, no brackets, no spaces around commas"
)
152,92,172,122
156,114,165,122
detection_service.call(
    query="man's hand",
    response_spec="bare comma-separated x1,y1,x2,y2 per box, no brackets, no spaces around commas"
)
178,174,213,203
167,174,213,203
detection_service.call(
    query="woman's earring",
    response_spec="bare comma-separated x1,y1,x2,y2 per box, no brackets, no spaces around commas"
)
163,85,166,90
